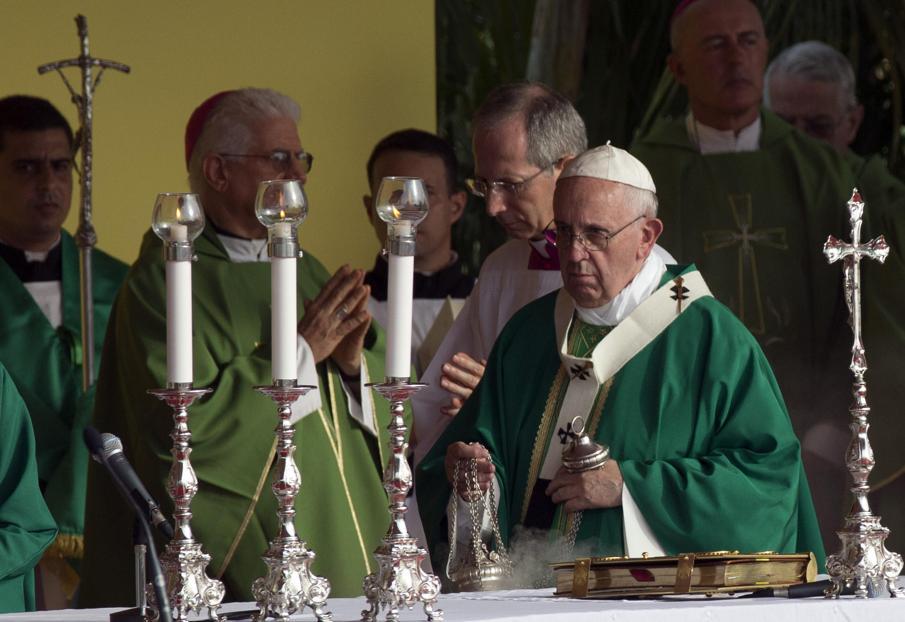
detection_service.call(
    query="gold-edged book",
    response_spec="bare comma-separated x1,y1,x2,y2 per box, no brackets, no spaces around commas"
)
552,551,817,598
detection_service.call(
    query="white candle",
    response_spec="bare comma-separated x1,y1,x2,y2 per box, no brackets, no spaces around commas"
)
386,252,414,378
271,254,297,381
274,222,292,239
166,259,192,385
171,223,188,242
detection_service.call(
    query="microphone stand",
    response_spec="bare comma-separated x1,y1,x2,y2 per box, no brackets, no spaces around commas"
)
110,520,152,622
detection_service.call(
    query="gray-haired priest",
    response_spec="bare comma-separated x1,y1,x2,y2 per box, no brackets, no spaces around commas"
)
416,144,825,582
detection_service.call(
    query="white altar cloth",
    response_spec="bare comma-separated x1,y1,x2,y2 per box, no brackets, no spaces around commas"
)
4,589,905,622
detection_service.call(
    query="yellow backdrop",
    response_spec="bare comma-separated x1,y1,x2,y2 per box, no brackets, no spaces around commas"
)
0,1,435,271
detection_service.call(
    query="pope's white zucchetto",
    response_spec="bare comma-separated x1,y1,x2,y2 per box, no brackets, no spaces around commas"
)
560,142,657,194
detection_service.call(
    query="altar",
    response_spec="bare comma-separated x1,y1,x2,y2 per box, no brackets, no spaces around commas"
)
4,589,905,622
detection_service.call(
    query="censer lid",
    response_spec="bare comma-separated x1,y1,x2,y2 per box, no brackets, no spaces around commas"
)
562,416,609,473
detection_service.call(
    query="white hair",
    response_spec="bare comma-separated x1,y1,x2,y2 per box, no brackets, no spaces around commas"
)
629,186,658,218
187,88,301,193
764,41,858,110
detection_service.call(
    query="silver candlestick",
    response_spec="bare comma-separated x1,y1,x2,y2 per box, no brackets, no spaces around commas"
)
148,386,225,622
361,379,442,622
251,380,332,622
823,189,903,599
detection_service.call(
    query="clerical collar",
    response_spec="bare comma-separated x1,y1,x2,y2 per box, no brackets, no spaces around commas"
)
527,230,560,270
573,251,666,326
365,252,475,301
0,237,63,282
685,112,761,155
216,232,268,263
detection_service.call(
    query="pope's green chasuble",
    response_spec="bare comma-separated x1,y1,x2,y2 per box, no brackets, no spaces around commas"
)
0,363,58,613
0,231,126,565
417,265,825,578
81,227,400,606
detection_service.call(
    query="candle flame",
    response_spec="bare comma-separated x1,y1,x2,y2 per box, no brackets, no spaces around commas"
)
279,209,286,219
392,206,402,219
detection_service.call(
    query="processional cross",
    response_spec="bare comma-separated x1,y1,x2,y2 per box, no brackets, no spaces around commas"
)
702,194,787,334
38,14,130,390
822,189,904,599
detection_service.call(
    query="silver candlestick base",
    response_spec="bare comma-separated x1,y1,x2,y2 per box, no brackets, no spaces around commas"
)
251,380,332,622
361,379,442,622
823,189,904,599
148,386,225,622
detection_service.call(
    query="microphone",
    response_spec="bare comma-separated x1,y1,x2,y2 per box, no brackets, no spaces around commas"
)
84,428,174,540
84,427,173,622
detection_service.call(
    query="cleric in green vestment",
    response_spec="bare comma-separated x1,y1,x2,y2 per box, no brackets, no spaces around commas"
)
0,95,127,602
80,89,399,605
628,0,879,553
416,144,824,587
0,361,58,613
765,39,905,553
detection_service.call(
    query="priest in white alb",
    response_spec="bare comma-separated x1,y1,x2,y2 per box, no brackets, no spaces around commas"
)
416,144,825,578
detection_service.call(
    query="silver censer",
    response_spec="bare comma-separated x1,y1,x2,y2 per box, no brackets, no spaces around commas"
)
446,454,512,592
362,381,442,621
251,216,332,622
823,189,904,598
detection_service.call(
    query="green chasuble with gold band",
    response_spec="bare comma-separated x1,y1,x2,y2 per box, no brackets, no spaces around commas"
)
0,362,58,613
417,265,825,577
80,226,401,606
0,231,126,566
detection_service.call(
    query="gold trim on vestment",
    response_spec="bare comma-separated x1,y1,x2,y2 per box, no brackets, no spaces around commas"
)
217,436,278,579
324,367,372,573
519,323,588,524
520,366,569,524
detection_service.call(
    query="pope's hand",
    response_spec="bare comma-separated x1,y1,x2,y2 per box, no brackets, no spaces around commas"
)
444,441,495,500
545,461,623,512
439,352,487,417
299,266,370,370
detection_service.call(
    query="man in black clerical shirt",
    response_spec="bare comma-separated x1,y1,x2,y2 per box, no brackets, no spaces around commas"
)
0,95,127,606
363,129,474,375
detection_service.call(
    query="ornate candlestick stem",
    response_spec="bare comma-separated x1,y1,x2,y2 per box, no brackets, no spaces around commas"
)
149,193,224,621
823,189,903,599
251,179,331,622
149,386,225,622
361,380,442,622
251,382,331,622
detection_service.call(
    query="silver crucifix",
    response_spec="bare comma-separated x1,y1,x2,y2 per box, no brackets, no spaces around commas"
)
37,14,130,391
822,188,903,599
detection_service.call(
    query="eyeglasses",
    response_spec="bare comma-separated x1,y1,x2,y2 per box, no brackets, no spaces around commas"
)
777,112,850,142
219,150,314,173
554,215,644,251
465,162,556,198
